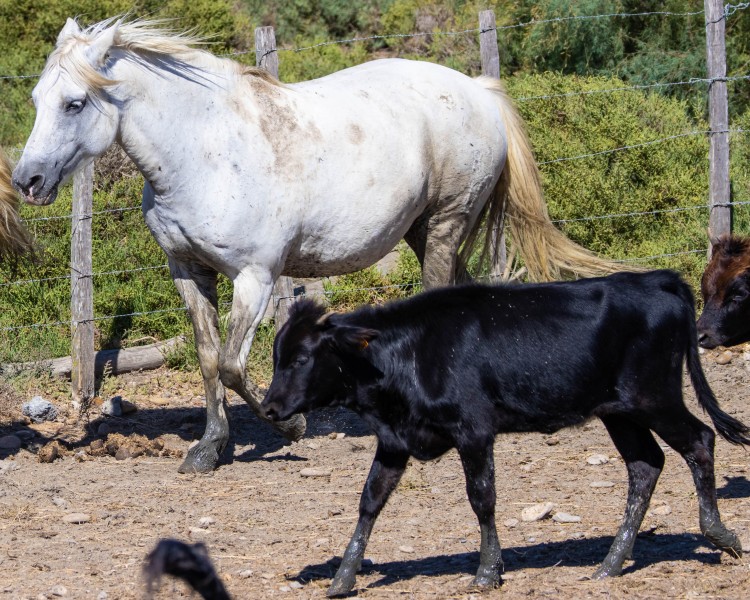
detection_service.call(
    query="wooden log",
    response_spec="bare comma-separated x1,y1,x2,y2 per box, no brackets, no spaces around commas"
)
0,336,186,379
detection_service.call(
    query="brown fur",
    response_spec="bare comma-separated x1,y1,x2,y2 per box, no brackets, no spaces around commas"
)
702,234,750,302
0,150,34,259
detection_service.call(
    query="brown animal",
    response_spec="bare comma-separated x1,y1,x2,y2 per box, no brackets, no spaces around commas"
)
0,149,33,259
697,234,750,348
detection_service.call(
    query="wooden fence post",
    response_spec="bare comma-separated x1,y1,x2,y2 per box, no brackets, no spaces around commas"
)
255,25,296,328
705,0,731,251
479,10,507,279
71,160,95,410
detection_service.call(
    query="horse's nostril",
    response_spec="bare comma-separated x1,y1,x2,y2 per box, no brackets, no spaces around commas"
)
13,174,44,197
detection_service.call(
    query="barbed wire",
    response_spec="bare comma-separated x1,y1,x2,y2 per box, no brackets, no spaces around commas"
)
538,128,747,166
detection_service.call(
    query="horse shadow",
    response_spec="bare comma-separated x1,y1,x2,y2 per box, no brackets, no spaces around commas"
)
717,475,750,499
291,532,724,593
0,402,371,465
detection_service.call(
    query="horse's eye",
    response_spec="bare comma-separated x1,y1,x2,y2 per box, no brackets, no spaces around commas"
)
293,355,309,367
65,99,86,113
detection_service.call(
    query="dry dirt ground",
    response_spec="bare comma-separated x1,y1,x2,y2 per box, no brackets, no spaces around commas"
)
1,346,750,600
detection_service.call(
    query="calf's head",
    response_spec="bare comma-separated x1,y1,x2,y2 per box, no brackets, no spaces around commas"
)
698,234,750,348
262,300,379,422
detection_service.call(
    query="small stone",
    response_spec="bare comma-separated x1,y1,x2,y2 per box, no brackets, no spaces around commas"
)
544,436,560,446
0,435,22,451
521,502,555,522
503,518,519,528
199,516,215,527
279,586,292,592
63,513,91,524
552,512,582,523
189,527,209,535
328,432,338,439
100,397,122,417
586,454,609,465
73,450,91,462
399,545,415,553
716,350,733,365
335,432,346,439
289,581,303,590
51,496,68,509
238,569,253,579
300,468,331,478
313,537,329,547
590,480,615,488
97,592,108,600
49,584,67,597
114,447,131,461
649,504,672,516
260,573,274,580
22,396,59,423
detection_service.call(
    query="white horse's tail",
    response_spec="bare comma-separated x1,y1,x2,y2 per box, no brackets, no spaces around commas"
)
0,150,34,259
461,77,627,282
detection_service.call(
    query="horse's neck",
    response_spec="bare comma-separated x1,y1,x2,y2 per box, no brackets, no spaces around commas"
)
112,53,250,197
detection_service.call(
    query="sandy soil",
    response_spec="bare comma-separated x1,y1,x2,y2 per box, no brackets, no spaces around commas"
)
1,346,750,599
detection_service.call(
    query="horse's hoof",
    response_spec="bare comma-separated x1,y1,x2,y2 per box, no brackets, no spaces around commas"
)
276,413,307,442
470,572,502,589
705,524,743,558
591,564,621,580
177,443,219,474
327,568,357,598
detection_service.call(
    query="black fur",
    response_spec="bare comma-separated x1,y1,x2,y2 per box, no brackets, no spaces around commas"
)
263,270,748,596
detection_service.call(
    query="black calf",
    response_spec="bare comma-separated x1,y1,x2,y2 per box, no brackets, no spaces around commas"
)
262,270,748,597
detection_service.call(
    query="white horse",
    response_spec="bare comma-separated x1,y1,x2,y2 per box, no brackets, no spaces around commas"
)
13,18,620,472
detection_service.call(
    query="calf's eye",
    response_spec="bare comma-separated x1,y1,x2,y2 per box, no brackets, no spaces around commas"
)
293,355,309,367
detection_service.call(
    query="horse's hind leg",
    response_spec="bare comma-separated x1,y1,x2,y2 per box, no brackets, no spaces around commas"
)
593,416,664,579
405,204,476,288
649,411,742,558
218,268,306,442
170,260,229,474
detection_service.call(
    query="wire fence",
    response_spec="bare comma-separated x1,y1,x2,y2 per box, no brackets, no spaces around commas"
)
1,4,750,346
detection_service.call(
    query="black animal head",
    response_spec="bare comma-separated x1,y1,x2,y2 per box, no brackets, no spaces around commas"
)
261,299,379,421
698,235,750,348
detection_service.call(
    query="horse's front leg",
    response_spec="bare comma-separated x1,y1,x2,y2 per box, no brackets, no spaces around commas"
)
169,260,228,474
218,268,306,442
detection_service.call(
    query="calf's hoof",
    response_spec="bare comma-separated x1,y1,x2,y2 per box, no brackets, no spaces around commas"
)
705,524,743,559
177,442,220,474
275,413,307,442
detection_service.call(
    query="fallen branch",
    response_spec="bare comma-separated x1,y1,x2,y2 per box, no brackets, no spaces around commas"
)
0,336,185,378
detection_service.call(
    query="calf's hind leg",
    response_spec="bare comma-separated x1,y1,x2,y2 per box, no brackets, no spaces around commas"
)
650,413,742,557
593,417,664,579
328,445,409,598
457,439,503,588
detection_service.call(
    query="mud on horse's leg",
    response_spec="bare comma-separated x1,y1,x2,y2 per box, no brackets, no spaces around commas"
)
219,269,306,443
170,261,229,474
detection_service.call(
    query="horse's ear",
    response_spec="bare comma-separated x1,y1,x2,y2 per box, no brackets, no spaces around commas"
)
85,22,119,67
56,18,81,47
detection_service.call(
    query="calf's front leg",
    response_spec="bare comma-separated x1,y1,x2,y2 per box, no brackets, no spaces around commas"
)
458,439,503,588
328,444,409,598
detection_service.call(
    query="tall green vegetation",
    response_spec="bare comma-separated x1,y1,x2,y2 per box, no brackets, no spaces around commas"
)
1,0,748,369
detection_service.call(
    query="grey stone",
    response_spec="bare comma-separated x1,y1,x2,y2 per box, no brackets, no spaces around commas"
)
552,512,582,523
100,397,122,417
521,502,555,522
22,396,58,423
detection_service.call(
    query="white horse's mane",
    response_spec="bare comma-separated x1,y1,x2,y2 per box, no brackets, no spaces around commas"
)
45,17,279,94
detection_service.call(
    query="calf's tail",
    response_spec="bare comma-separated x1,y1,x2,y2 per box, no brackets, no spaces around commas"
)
686,305,750,446
144,539,231,600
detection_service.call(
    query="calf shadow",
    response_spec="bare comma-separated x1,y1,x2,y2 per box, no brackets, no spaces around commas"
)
717,475,750,499
293,532,723,592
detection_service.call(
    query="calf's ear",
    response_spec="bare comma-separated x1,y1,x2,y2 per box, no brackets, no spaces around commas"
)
327,325,379,353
